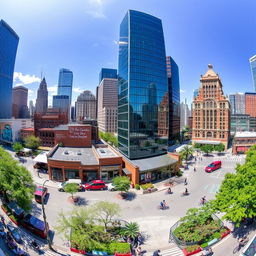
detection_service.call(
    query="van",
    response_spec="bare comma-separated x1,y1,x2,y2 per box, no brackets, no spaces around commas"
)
58,179,82,192
205,161,222,173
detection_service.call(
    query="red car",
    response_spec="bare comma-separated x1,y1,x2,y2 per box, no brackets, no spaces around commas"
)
205,161,222,172
83,180,106,191
34,186,48,203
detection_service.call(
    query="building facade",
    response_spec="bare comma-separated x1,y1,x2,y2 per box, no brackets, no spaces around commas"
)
99,68,117,84
0,20,19,119
166,56,180,143
12,86,29,118
192,64,230,149
180,100,190,130
233,132,256,154
249,55,256,91
57,68,73,105
75,90,97,121
245,92,256,118
229,93,245,115
52,95,70,112
118,10,168,159
29,100,35,118
231,114,250,133
97,78,118,133
35,78,48,114
193,89,199,99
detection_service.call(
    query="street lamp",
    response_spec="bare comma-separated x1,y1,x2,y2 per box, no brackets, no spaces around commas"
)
42,180,53,251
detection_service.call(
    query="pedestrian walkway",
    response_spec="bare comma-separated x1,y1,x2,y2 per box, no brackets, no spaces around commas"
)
145,245,183,256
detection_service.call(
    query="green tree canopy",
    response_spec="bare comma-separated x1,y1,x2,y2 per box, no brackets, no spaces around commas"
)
64,183,78,199
0,147,35,211
92,201,121,231
12,142,24,153
24,135,41,151
179,145,194,163
214,143,225,153
201,144,213,155
213,145,256,224
113,176,130,194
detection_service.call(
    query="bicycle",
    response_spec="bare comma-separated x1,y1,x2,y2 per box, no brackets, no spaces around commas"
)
233,236,249,254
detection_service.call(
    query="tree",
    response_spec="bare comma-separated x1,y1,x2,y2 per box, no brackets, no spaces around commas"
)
214,143,225,154
213,145,256,224
113,176,130,195
0,147,35,211
24,135,41,151
179,145,194,163
120,222,140,240
12,142,24,153
64,183,78,200
93,201,121,231
201,144,213,156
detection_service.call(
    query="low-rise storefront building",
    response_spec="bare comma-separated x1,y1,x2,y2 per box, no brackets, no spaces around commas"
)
233,132,256,154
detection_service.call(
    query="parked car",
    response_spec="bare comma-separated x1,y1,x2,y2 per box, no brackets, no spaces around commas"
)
107,183,116,191
34,186,48,203
58,179,83,192
7,224,22,243
83,180,106,191
205,161,222,172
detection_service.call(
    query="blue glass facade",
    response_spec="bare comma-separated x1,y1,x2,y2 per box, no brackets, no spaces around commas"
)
99,68,117,83
57,68,73,105
0,20,19,119
249,55,256,91
53,95,69,111
118,10,168,159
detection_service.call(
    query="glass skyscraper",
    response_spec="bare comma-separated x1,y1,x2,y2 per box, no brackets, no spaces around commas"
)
249,55,256,91
99,68,117,83
57,68,73,105
118,10,168,159
0,20,19,119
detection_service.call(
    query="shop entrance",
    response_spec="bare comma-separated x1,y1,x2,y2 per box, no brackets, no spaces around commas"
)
83,170,98,182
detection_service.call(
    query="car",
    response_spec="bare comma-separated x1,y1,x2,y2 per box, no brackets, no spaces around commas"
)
205,161,222,172
7,224,22,243
34,186,48,203
107,183,116,191
83,180,106,191
58,179,83,192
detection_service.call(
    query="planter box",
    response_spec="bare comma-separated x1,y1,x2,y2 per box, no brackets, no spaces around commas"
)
142,188,157,194
70,247,86,254
221,228,231,239
115,253,132,256
182,247,201,256
9,216,19,225
208,238,218,246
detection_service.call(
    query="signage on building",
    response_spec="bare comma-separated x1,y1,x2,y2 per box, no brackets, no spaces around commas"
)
68,126,90,139
0,123,13,142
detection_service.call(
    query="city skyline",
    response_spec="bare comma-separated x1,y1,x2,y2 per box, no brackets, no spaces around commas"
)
1,0,256,106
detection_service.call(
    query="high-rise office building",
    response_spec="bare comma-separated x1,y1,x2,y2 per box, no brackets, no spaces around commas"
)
57,68,73,105
99,68,117,84
75,90,97,121
52,95,70,112
249,55,256,91
29,100,35,117
245,92,256,117
192,64,230,149
12,86,29,118
229,93,245,115
180,100,190,130
118,10,168,159
166,56,180,143
97,78,118,133
0,20,19,119
35,78,48,114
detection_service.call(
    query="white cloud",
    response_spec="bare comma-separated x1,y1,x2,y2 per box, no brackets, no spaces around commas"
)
73,87,83,93
13,72,40,86
85,0,108,18
48,86,58,93
28,89,34,95
180,89,186,93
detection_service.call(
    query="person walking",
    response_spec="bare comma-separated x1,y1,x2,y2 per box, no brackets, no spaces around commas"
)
153,250,161,256
135,246,142,256
184,178,187,185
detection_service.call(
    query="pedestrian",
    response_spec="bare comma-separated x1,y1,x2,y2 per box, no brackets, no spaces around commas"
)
137,235,143,245
135,246,142,256
153,250,161,256
1,215,5,227
184,178,187,185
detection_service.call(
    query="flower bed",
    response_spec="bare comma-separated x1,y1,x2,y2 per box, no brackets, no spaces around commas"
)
1,204,20,225
182,245,201,256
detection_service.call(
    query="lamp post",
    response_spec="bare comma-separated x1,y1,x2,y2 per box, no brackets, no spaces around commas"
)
42,180,53,251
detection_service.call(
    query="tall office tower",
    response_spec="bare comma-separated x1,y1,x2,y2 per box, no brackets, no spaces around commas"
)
29,100,35,117
52,95,69,112
57,68,73,105
245,92,256,117
118,10,168,159
12,86,29,118
99,68,117,83
249,55,256,91
229,93,245,114
35,78,48,114
193,89,199,99
192,64,230,149
166,56,180,143
75,90,97,121
71,106,75,122
0,20,19,119
97,78,118,133
180,100,190,130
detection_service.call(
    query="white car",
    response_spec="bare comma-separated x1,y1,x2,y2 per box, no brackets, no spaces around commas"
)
107,183,116,191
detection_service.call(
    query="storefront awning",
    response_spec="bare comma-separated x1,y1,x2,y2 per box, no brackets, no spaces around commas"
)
33,152,48,164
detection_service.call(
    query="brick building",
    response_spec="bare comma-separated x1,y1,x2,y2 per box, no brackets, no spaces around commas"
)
192,64,230,149
245,92,256,118
233,132,256,154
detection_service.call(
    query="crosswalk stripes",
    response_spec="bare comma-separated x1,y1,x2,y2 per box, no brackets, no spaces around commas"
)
145,246,183,256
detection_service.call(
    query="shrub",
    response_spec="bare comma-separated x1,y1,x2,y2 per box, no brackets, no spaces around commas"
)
140,183,154,190
176,169,183,177
108,242,130,254
185,245,200,253
134,184,140,190
200,242,208,248
213,232,221,239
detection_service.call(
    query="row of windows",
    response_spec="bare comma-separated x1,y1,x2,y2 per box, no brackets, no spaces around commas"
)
194,131,226,138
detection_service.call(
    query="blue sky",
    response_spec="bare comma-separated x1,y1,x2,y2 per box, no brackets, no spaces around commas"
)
1,0,256,107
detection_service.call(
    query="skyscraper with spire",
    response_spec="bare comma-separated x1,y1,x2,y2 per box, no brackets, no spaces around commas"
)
35,78,48,114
